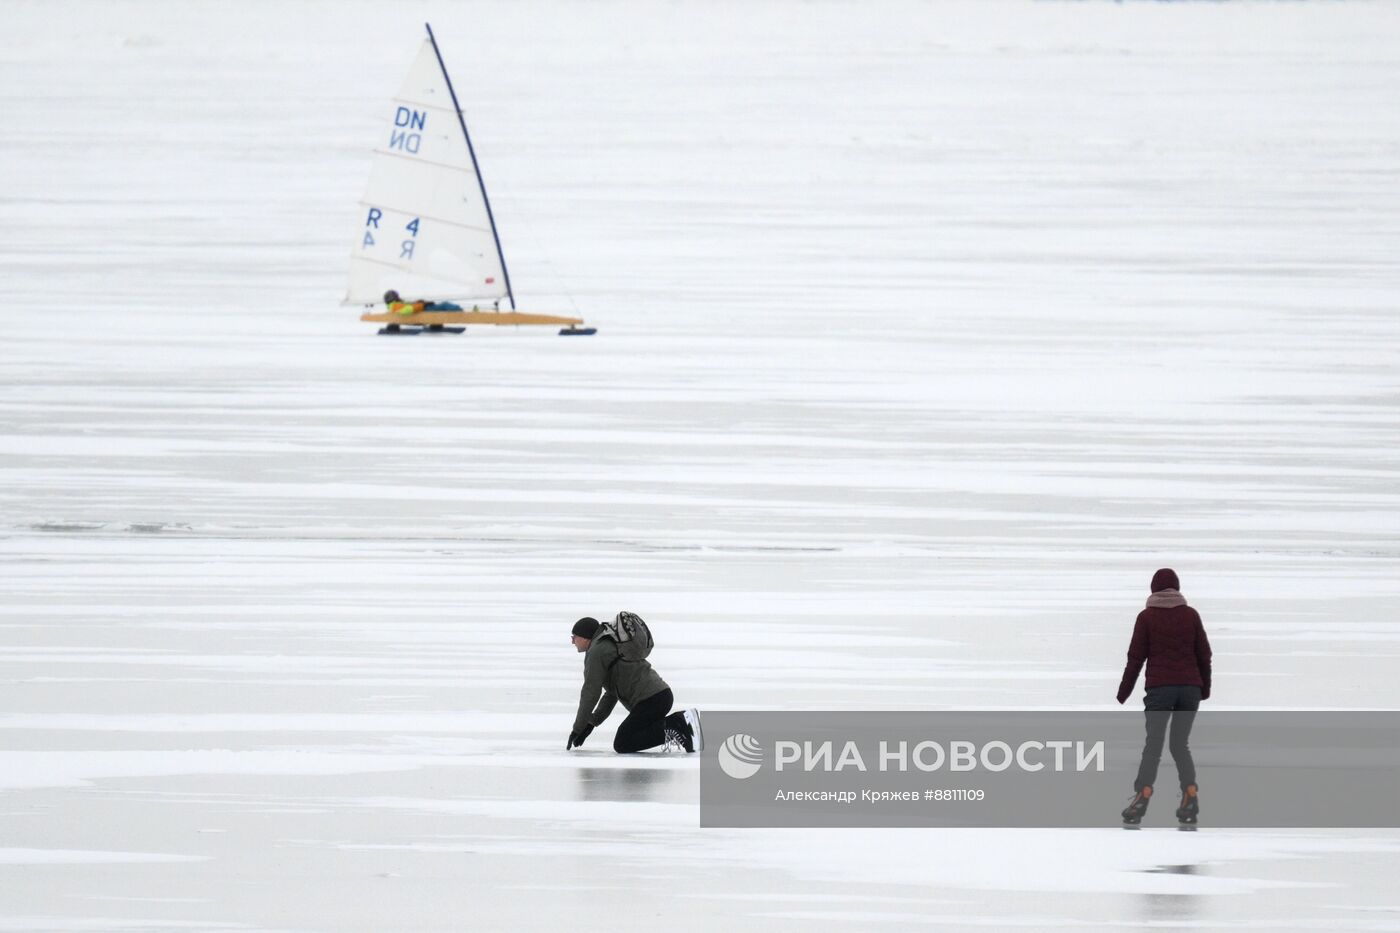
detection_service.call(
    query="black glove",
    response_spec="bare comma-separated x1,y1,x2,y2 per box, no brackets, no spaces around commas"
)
567,724,593,750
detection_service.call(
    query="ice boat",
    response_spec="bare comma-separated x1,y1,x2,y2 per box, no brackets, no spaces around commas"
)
347,24,594,337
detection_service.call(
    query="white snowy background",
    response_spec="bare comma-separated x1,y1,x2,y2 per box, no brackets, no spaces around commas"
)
2,0,1399,929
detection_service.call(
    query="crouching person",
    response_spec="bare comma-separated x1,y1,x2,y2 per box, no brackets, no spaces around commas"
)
566,614,702,754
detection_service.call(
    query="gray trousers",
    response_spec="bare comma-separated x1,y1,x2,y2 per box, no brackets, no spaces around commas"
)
1134,684,1201,792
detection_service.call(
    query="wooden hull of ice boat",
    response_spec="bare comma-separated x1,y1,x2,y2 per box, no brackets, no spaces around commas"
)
361,310,584,328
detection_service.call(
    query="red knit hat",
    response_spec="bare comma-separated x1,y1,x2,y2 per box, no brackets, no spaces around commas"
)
1150,568,1180,592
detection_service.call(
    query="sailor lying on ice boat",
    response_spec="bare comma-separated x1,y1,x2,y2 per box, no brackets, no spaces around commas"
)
382,289,463,315
567,614,703,754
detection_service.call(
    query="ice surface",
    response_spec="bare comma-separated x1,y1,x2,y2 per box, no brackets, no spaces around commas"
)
2,0,1400,930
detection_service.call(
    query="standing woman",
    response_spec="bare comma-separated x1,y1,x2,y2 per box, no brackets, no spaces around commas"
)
1116,568,1213,824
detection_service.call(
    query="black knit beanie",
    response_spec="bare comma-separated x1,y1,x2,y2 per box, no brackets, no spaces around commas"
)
1150,568,1180,593
571,617,600,639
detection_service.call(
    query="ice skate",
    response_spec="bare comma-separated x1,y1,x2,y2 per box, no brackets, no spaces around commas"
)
682,708,704,752
661,728,688,753
1121,786,1152,825
1176,785,1199,825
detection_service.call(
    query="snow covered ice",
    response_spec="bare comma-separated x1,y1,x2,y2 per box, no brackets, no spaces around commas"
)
3,0,1400,930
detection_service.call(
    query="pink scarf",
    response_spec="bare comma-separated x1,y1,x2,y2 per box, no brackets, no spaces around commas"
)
1146,589,1187,609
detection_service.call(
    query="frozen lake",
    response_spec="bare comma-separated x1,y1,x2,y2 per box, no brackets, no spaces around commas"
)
3,1,1400,929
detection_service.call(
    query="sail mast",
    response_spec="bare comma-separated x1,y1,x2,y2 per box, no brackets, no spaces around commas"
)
424,22,516,310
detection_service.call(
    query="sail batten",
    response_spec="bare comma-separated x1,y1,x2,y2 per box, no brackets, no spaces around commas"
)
344,28,511,306
388,97,462,114
368,150,481,177
354,202,494,235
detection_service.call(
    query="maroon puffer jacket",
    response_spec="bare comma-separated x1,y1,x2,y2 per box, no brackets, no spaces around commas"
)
1116,604,1212,703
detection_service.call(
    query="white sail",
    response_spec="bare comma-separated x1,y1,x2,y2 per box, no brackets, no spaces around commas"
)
345,36,510,306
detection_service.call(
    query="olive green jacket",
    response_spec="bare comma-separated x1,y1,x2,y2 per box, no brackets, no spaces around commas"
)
574,636,669,734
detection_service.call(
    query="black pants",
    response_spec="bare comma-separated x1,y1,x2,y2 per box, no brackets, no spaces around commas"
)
1134,684,1201,792
614,688,682,753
